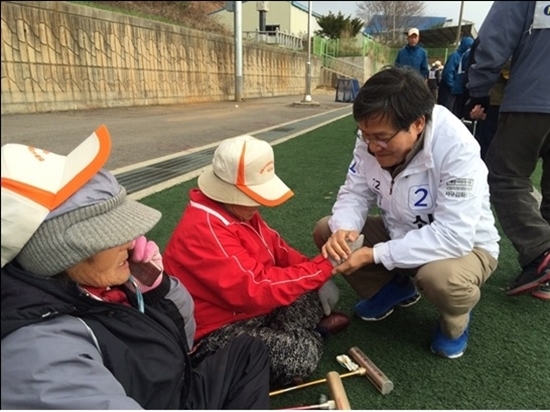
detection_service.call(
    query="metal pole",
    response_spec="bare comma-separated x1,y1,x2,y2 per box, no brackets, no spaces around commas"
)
302,0,312,102
234,1,243,102
392,2,396,44
259,10,266,32
455,0,465,45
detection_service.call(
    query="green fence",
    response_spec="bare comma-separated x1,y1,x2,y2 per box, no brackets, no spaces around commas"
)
313,36,452,74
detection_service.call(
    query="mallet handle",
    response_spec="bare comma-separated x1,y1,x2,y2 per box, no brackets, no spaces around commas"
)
348,346,394,395
326,371,352,410
269,368,365,397
280,400,336,410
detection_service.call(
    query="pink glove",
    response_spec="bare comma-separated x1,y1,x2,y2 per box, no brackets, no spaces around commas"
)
130,236,164,272
129,236,163,292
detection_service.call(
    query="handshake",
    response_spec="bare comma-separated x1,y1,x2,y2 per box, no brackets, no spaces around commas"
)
327,234,365,267
318,234,364,316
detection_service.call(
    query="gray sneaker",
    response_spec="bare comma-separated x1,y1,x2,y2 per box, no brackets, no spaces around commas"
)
531,282,550,301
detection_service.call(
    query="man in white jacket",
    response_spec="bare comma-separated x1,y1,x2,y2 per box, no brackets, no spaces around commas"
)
313,66,500,359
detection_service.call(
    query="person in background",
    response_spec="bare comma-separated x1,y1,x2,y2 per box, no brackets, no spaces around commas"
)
466,0,550,299
1,127,271,409
163,135,361,388
440,36,474,116
427,60,443,99
451,37,475,119
462,37,509,161
394,28,429,79
313,66,500,360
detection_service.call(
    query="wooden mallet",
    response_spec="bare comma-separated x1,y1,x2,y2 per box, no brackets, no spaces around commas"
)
269,367,367,397
282,374,352,410
326,371,352,410
269,346,394,397
348,346,394,395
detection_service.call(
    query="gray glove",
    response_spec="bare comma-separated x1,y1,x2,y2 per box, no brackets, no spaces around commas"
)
328,234,365,267
318,279,339,316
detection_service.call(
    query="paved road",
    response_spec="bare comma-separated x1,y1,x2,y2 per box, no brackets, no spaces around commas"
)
1,90,352,171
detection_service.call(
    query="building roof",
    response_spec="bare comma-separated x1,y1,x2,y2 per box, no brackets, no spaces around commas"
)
290,1,323,18
417,24,477,47
211,1,322,19
363,15,448,35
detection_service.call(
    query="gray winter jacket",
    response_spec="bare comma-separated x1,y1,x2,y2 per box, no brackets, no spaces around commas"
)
467,1,550,114
1,263,196,410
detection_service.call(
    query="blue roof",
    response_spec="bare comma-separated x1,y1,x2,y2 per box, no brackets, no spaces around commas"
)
363,15,447,35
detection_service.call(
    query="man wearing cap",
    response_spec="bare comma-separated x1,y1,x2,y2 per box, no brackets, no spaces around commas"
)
1,128,271,409
163,135,362,388
394,28,429,79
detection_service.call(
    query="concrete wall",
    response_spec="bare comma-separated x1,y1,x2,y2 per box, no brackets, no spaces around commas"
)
1,1,323,114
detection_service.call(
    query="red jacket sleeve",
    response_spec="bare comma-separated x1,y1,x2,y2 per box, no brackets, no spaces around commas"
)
259,222,310,267
163,211,333,314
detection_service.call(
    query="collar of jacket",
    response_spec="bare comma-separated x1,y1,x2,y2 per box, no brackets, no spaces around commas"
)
188,188,258,226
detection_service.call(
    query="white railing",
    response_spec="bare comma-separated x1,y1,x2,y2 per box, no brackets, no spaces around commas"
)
322,54,365,82
242,29,304,50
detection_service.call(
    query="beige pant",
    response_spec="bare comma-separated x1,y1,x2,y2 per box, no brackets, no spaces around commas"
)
312,216,498,338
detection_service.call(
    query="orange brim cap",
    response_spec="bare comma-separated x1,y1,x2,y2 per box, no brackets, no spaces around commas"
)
1,125,111,267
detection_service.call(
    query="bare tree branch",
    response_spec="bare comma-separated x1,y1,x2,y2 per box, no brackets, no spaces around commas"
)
356,1,426,45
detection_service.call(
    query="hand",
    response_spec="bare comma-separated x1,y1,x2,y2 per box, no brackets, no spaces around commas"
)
465,96,490,118
322,230,364,266
130,235,163,272
469,104,487,121
317,279,339,316
129,236,163,290
333,247,373,275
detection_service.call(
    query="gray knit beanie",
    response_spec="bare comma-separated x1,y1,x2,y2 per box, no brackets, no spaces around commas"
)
16,169,161,277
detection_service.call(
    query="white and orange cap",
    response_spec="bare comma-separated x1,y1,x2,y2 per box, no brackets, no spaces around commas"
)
1,125,111,267
198,135,294,207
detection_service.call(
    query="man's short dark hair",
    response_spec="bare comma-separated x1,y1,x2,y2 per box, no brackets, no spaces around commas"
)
353,66,435,130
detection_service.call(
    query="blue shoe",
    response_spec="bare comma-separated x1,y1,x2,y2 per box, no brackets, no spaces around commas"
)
431,324,469,359
354,274,420,321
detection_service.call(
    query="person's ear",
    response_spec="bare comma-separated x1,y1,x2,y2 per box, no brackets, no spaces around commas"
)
412,116,426,135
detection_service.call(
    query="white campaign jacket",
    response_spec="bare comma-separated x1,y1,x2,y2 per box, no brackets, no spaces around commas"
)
329,105,500,270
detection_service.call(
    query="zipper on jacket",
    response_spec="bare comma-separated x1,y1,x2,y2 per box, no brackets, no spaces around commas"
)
389,178,395,195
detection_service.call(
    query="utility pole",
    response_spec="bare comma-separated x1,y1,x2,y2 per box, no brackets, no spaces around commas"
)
392,1,396,44
234,1,243,102
302,0,313,102
294,0,319,106
455,0,465,45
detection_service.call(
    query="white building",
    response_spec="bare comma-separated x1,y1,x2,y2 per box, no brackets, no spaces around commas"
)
211,1,322,38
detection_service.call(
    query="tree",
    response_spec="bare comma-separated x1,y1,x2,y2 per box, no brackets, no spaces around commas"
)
356,1,426,45
315,11,364,39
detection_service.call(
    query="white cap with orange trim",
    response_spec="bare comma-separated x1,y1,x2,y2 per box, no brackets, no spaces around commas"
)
1,125,111,268
198,135,294,207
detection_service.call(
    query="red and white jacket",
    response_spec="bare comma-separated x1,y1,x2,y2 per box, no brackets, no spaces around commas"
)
163,189,333,341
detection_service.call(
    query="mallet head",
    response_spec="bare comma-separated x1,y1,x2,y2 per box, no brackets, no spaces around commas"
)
348,346,394,395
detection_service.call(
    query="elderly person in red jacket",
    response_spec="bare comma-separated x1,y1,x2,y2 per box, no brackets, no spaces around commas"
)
163,135,360,388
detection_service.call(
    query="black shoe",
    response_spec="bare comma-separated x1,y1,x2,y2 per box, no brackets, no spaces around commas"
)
507,250,550,296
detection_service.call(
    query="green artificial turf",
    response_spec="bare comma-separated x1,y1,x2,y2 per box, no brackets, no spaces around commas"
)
140,117,549,409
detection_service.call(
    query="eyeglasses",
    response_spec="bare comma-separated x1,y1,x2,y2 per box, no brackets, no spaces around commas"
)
355,127,402,149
